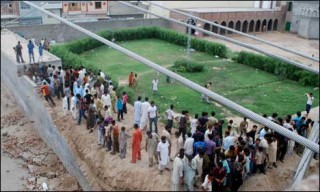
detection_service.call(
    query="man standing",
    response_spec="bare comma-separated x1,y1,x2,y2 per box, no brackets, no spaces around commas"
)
14,41,25,63
152,78,159,94
165,105,175,129
140,97,151,131
178,110,190,143
239,117,249,137
38,43,44,63
101,91,111,109
162,125,173,161
119,127,130,159
133,96,142,125
183,154,196,191
128,72,134,87
146,131,160,167
110,120,120,155
305,93,314,117
184,132,194,156
172,149,184,191
27,40,35,64
131,124,142,163
148,101,158,134
157,136,170,175
116,96,124,122
40,81,55,106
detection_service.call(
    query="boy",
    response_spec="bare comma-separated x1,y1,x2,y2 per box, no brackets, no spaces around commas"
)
256,146,266,174
119,127,130,159
110,120,120,155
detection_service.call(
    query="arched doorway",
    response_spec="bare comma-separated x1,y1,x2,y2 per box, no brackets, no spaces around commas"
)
249,20,254,32
212,21,219,33
235,20,241,31
242,20,248,33
220,21,227,35
203,23,210,36
255,20,261,32
267,19,273,31
273,19,278,31
228,21,234,35
262,19,267,31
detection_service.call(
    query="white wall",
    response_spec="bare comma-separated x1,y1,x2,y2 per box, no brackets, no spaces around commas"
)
42,9,61,24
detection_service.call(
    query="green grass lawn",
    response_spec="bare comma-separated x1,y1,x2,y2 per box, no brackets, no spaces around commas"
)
80,38,319,118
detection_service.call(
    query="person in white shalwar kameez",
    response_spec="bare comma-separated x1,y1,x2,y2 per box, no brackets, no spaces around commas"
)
70,93,77,120
140,97,151,131
172,149,184,191
193,150,204,187
101,92,111,108
183,154,196,191
157,136,170,175
133,96,142,125
62,94,69,115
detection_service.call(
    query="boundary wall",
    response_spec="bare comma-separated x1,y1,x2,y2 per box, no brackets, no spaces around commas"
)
5,18,170,43
1,50,91,191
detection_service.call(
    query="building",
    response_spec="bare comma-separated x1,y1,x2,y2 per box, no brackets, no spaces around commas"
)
62,1,108,22
41,1,62,24
1,1,20,26
108,1,148,19
147,1,288,36
18,1,43,25
286,1,319,39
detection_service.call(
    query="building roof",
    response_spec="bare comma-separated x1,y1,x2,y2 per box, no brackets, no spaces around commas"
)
1,29,61,65
41,2,62,9
179,7,281,13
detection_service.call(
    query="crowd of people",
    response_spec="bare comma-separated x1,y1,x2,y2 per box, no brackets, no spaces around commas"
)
24,37,317,191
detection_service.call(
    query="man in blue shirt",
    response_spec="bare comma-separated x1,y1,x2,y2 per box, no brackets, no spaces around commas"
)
193,137,207,157
27,40,35,64
73,81,84,97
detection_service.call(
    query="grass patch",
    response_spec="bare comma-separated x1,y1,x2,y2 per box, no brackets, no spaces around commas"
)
80,39,319,118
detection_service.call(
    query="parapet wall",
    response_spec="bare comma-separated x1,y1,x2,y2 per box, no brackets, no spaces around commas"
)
6,18,170,43
0,50,91,191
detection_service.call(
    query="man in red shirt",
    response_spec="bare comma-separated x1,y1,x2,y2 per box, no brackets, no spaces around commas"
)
131,124,142,163
212,161,226,191
40,82,56,106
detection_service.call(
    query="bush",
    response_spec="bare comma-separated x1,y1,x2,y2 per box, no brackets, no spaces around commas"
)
235,51,319,87
173,59,204,73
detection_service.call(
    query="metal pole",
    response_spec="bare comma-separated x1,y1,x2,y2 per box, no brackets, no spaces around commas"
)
292,116,319,187
118,1,319,75
186,20,192,62
144,1,319,62
24,1,320,154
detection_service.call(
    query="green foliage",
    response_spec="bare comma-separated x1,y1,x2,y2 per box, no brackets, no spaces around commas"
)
235,51,319,87
115,86,135,104
173,59,204,73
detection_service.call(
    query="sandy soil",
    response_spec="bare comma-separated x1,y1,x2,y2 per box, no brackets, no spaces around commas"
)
203,31,319,69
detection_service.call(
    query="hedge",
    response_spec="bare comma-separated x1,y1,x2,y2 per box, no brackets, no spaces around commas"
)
235,51,319,87
60,26,227,58
173,59,204,73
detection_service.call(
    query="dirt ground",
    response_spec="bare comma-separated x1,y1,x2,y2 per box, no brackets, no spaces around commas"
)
203,31,319,69
0,83,81,191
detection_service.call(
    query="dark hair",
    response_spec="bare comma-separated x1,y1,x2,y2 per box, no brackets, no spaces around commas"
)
272,113,278,118
170,104,174,109
138,96,142,101
145,97,149,101
208,134,213,140
297,111,301,117
187,132,192,137
151,101,155,105
134,123,139,129
229,119,233,124
227,125,232,130
229,145,235,151
211,111,215,116
195,113,199,119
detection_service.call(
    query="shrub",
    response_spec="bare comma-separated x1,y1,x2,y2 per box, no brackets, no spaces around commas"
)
173,59,204,73
235,51,319,87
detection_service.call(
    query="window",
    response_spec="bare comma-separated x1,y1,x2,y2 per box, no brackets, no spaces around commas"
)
68,3,81,11
95,2,102,9
8,3,12,8
288,2,293,11
21,2,30,9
